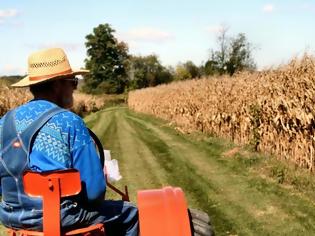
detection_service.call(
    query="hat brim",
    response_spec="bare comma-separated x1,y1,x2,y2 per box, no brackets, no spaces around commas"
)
11,69,89,87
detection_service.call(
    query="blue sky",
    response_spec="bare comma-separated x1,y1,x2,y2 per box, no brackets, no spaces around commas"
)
0,0,314,75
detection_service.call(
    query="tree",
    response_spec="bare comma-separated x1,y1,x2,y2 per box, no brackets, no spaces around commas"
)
202,58,219,76
182,61,201,79
212,26,230,75
173,61,201,81
127,55,173,90
83,23,130,94
0,75,23,86
204,27,256,76
174,64,191,81
226,33,256,75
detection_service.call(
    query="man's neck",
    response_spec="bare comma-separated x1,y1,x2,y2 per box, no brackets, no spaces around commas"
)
33,95,59,107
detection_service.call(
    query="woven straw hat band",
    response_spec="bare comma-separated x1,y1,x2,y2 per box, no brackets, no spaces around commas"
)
28,48,73,81
11,48,89,87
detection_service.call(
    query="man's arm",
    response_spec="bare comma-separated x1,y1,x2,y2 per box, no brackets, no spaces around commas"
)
68,114,106,205
72,140,106,204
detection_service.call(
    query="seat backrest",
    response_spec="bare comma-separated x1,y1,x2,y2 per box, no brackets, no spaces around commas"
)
23,169,81,236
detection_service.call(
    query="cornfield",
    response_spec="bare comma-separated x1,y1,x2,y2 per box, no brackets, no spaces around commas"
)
0,84,117,117
128,55,315,171
0,86,31,116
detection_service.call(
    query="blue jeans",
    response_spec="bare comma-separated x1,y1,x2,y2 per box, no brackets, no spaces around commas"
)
61,200,139,236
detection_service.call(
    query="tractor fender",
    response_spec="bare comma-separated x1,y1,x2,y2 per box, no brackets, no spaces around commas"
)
137,186,191,236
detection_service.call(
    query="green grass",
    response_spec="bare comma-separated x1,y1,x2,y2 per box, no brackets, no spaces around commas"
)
2,106,315,235
86,107,315,235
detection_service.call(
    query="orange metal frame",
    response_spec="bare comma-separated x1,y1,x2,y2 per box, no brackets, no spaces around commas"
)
6,128,192,235
7,170,192,236
7,169,104,236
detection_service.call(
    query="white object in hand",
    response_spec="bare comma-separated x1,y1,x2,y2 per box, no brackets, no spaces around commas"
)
103,150,122,182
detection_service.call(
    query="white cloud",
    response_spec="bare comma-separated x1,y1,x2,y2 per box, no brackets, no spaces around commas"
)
119,27,174,43
301,3,315,12
262,4,275,13
11,21,24,27
125,41,140,51
0,9,19,23
0,9,18,18
1,64,25,75
25,42,82,52
47,43,81,51
206,25,225,33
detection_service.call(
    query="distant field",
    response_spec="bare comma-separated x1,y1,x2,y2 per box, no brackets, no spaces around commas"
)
0,80,125,117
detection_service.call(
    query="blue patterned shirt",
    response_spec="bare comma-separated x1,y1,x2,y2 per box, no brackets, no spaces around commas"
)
0,99,106,202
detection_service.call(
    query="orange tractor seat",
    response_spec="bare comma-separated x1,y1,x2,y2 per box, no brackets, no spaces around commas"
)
6,169,104,236
6,169,192,236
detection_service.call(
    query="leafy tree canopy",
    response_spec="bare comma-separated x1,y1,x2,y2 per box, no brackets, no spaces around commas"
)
128,55,173,90
226,33,256,75
83,23,130,94
174,61,201,81
204,27,256,76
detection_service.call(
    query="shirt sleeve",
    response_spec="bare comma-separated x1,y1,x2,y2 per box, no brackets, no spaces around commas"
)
0,117,3,152
0,118,2,196
67,114,106,203
72,140,106,202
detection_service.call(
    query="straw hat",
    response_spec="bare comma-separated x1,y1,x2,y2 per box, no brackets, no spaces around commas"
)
11,48,89,87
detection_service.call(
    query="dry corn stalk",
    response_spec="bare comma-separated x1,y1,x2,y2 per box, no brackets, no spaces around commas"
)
128,55,315,171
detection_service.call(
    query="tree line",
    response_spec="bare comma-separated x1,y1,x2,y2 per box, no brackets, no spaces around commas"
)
82,23,257,94
0,76,23,86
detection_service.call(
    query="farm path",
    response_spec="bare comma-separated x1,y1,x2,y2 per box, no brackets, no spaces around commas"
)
85,106,315,236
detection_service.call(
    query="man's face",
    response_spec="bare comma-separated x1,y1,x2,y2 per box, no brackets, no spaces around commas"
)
54,76,78,109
